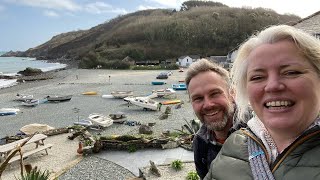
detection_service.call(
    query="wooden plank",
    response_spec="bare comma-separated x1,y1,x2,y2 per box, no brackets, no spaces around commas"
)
8,144,53,163
0,134,47,153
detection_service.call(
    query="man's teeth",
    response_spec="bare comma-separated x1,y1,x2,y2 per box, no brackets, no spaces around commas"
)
266,101,292,107
205,111,219,116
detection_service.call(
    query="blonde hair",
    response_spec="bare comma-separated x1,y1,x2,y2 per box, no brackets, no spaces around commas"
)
231,25,320,121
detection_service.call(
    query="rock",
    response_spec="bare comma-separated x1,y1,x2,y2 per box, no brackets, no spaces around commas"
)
149,160,161,177
158,113,168,120
164,106,171,114
174,103,182,109
161,141,179,149
139,125,153,135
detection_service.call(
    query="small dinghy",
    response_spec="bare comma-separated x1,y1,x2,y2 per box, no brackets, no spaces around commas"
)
88,113,113,128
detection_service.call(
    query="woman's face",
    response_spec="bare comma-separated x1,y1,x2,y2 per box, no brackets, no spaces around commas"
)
246,40,320,135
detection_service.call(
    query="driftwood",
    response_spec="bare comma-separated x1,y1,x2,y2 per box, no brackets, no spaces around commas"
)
42,127,69,136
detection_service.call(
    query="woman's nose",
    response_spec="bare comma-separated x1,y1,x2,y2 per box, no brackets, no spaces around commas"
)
264,76,285,92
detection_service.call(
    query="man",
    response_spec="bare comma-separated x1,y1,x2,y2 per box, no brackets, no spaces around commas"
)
185,59,244,179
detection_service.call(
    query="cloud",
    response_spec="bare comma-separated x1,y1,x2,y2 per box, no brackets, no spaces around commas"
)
138,5,160,11
43,10,59,17
145,0,185,8
4,0,81,11
84,2,127,14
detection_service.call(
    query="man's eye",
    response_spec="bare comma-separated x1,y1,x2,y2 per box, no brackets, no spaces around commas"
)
192,97,202,102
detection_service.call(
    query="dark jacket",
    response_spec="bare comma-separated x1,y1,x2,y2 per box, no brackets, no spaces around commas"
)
204,126,320,180
193,120,246,179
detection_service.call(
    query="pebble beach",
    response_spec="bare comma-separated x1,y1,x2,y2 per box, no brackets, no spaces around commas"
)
0,68,197,179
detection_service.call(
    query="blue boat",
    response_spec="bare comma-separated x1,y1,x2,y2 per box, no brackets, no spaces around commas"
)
151,81,166,85
172,83,187,90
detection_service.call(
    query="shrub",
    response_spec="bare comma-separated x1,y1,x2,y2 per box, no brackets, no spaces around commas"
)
186,171,200,180
171,159,183,171
16,168,51,180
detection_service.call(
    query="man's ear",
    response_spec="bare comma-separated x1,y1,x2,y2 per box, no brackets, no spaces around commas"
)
229,87,236,102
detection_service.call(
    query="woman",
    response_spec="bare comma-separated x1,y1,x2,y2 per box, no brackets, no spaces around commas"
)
205,25,320,180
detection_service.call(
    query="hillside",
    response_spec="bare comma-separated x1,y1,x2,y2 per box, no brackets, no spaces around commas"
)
3,4,300,67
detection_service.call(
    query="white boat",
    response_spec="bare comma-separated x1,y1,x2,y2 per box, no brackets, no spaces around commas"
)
88,113,113,128
111,91,133,98
0,108,20,116
152,88,176,98
74,119,93,127
124,96,160,111
21,99,39,107
15,94,33,101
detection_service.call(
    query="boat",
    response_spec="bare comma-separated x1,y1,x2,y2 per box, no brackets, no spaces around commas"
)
151,81,166,85
46,95,72,102
15,94,33,102
161,99,182,105
172,83,187,90
21,99,39,107
88,113,113,128
82,91,98,95
109,112,127,123
0,108,20,116
124,96,160,111
178,68,184,72
111,91,133,98
74,119,93,127
152,88,176,98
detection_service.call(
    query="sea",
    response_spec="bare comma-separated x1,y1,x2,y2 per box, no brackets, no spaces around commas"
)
0,51,67,89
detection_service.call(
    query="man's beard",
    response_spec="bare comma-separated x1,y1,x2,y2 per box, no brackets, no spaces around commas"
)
204,103,234,131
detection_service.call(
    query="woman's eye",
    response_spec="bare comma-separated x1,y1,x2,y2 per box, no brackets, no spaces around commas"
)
283,70,302,76
249,75,263,81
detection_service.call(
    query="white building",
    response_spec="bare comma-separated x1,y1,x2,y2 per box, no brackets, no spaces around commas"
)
176,55,200,67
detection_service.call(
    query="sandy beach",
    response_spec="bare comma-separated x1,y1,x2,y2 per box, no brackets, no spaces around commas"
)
0,68,196,179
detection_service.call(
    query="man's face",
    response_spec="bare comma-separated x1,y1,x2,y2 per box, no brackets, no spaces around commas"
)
188,71,234,131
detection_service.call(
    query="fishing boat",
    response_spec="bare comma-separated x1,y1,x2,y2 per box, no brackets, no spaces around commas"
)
46,95,72,102
21,99,39,107
124,96,160,111
88,113,113,128
172,83,187,90
109,112,127,123
152,88,176,98
74,119,93,127
15,94,33,102
161,99,182,105
0,108,20,116
111,91,133,98
151,81,166,85
82,91,98,95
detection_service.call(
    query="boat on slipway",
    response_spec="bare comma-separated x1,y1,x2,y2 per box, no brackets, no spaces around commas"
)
0,108,20,116
151,81,166,85
88,113,113,128
124,96,160,111
172,83,187,91
111,91,133,98
46,95,72,102
151,88,176,98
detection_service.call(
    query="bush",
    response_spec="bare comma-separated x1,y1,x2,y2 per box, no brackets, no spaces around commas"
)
17,168,51,180
171,159,183,171
186,171,200,180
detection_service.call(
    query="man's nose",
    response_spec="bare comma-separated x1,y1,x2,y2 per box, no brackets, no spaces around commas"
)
203,97,215,109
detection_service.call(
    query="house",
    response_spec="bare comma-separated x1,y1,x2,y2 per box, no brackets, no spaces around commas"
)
122,56,136,65
176,55,200,67
292,11,320,39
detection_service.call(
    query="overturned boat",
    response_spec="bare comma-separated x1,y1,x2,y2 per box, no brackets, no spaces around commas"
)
111,91,133,98
46,95,72,102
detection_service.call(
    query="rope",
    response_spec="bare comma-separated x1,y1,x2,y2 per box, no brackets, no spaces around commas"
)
248,137,275,180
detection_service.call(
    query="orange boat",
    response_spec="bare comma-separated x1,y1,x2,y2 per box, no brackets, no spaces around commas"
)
161,99,181,105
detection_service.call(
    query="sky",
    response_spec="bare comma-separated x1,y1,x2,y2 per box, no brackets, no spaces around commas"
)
0,0,319,52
